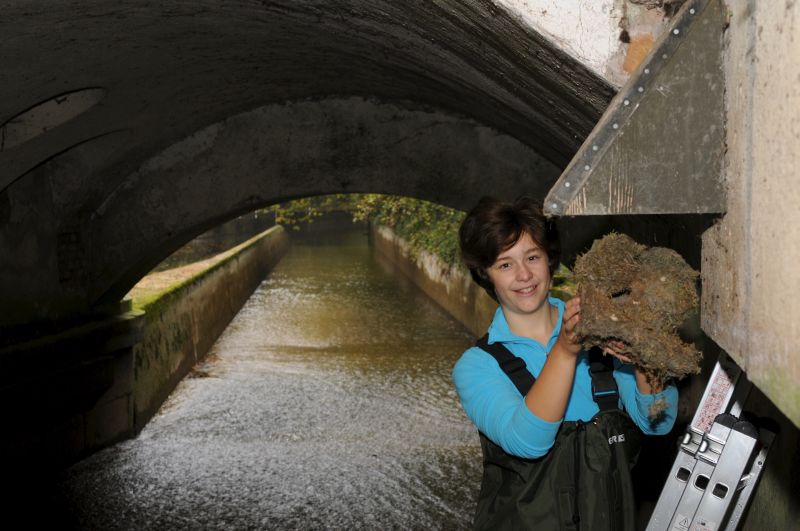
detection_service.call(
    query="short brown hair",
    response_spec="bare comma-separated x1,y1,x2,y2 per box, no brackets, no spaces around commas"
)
459,196,560,300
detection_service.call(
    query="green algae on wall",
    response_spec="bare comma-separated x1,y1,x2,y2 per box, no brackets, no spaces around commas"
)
128,226,289,432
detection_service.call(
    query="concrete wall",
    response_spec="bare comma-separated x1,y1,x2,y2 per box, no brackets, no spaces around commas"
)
702,0,800,428
499,0,671,87
698,3,800,526
1,306,142,474
371,224,496,337
130,226,289,432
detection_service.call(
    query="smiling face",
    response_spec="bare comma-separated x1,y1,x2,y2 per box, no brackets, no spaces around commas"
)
485,231,552,319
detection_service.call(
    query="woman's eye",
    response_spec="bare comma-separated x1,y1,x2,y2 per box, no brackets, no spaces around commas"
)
498,263,510,270
528,255,540,261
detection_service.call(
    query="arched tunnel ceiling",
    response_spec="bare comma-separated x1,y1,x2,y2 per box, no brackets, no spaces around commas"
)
1,0,614,190
92,98,564,303
0,0,617,325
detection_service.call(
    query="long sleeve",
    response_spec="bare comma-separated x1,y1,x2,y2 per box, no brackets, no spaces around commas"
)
452,346,561,458
613,362,678,435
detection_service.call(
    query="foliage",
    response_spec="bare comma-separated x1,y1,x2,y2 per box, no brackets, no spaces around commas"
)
266,195,345,229
550,263,577,302
265,194,466,266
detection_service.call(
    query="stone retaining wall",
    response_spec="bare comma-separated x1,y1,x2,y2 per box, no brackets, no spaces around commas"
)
371,224,494,337
129,226,289,431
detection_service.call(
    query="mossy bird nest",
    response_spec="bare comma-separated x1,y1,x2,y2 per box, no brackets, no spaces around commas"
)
572,233,702,390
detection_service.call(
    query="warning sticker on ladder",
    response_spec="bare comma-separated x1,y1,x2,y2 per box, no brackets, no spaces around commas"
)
671,514,690,531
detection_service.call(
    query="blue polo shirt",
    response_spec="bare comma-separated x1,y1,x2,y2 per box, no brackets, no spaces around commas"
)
452,298,678,459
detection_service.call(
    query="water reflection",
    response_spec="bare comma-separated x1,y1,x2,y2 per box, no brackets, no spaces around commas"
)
58,217,482,530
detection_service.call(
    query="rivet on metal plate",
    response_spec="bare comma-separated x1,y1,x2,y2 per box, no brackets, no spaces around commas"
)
673,28,680,35
612,123,619,129
690,8,696,14
644,68,650,74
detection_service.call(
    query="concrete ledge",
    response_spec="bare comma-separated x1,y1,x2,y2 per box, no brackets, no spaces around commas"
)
371,224,495,337
128,225,289,432
0,309,143,471
0,225,289,473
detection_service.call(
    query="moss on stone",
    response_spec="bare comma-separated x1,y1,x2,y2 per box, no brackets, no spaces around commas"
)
131,226,285,315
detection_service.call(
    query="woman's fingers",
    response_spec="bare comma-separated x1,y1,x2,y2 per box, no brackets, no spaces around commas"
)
563,297,581,324
562,298,582,344
603,340,633,363
604,349,633,363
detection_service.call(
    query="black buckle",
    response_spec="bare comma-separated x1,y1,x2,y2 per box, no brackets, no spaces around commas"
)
591,376,618,397
590,362,619,399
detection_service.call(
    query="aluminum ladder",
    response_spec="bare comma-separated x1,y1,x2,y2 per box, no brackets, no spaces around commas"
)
646,353,775,531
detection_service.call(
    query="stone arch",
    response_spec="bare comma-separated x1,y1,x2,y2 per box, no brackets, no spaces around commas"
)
0,0,615,326
91,97,561,304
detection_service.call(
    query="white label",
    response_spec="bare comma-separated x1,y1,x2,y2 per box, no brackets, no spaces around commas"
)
671,514,690,531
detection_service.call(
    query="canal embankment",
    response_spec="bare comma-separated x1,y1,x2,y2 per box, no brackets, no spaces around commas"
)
54,218,480,530
127,225,289,432
371,224,494,337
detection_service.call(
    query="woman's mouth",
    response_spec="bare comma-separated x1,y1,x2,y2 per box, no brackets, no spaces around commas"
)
515,285,537,296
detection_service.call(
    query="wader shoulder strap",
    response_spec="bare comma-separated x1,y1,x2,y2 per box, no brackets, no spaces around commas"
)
475,334,535,396
475,336,620,411
588,346,619,412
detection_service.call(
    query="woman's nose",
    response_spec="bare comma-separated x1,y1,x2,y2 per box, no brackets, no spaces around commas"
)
517,263,533,281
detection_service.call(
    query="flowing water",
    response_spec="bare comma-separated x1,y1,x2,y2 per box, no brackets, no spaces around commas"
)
55,221,483,530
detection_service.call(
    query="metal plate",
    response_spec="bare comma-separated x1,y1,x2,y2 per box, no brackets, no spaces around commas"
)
544,0,726,216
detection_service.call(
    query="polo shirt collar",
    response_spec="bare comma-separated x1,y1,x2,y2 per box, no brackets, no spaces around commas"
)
487,297,565,349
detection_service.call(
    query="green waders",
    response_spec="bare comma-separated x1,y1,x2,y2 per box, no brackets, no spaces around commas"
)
473,336,642,531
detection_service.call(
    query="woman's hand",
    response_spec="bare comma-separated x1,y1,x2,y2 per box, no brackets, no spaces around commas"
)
602,339,664,394
555,296,582,357
602,339,632,363
524,296,582,422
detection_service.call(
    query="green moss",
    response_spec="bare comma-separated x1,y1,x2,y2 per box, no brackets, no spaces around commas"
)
131,226,286,315
758,368,800,427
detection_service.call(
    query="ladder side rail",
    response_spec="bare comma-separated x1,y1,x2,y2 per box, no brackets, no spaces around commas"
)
646,448,701,530
666,417,735,530
689,421,759,531
723,429,775,531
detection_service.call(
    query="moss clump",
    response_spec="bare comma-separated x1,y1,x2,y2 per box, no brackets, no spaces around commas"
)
573,232,645,297
574,233,702,405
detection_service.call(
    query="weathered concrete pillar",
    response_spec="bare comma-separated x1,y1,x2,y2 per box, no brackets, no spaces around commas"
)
698,2,800,525
702,0,800,429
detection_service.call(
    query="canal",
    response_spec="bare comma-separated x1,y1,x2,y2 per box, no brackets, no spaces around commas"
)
54,218,483,530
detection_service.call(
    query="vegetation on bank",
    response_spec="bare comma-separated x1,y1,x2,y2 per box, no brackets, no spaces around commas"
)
267,194,573,298
267,194,465,266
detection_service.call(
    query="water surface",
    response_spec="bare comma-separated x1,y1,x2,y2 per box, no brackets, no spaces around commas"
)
58,222,482,530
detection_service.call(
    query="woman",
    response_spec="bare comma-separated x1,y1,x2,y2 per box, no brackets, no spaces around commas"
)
453,196,677,530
